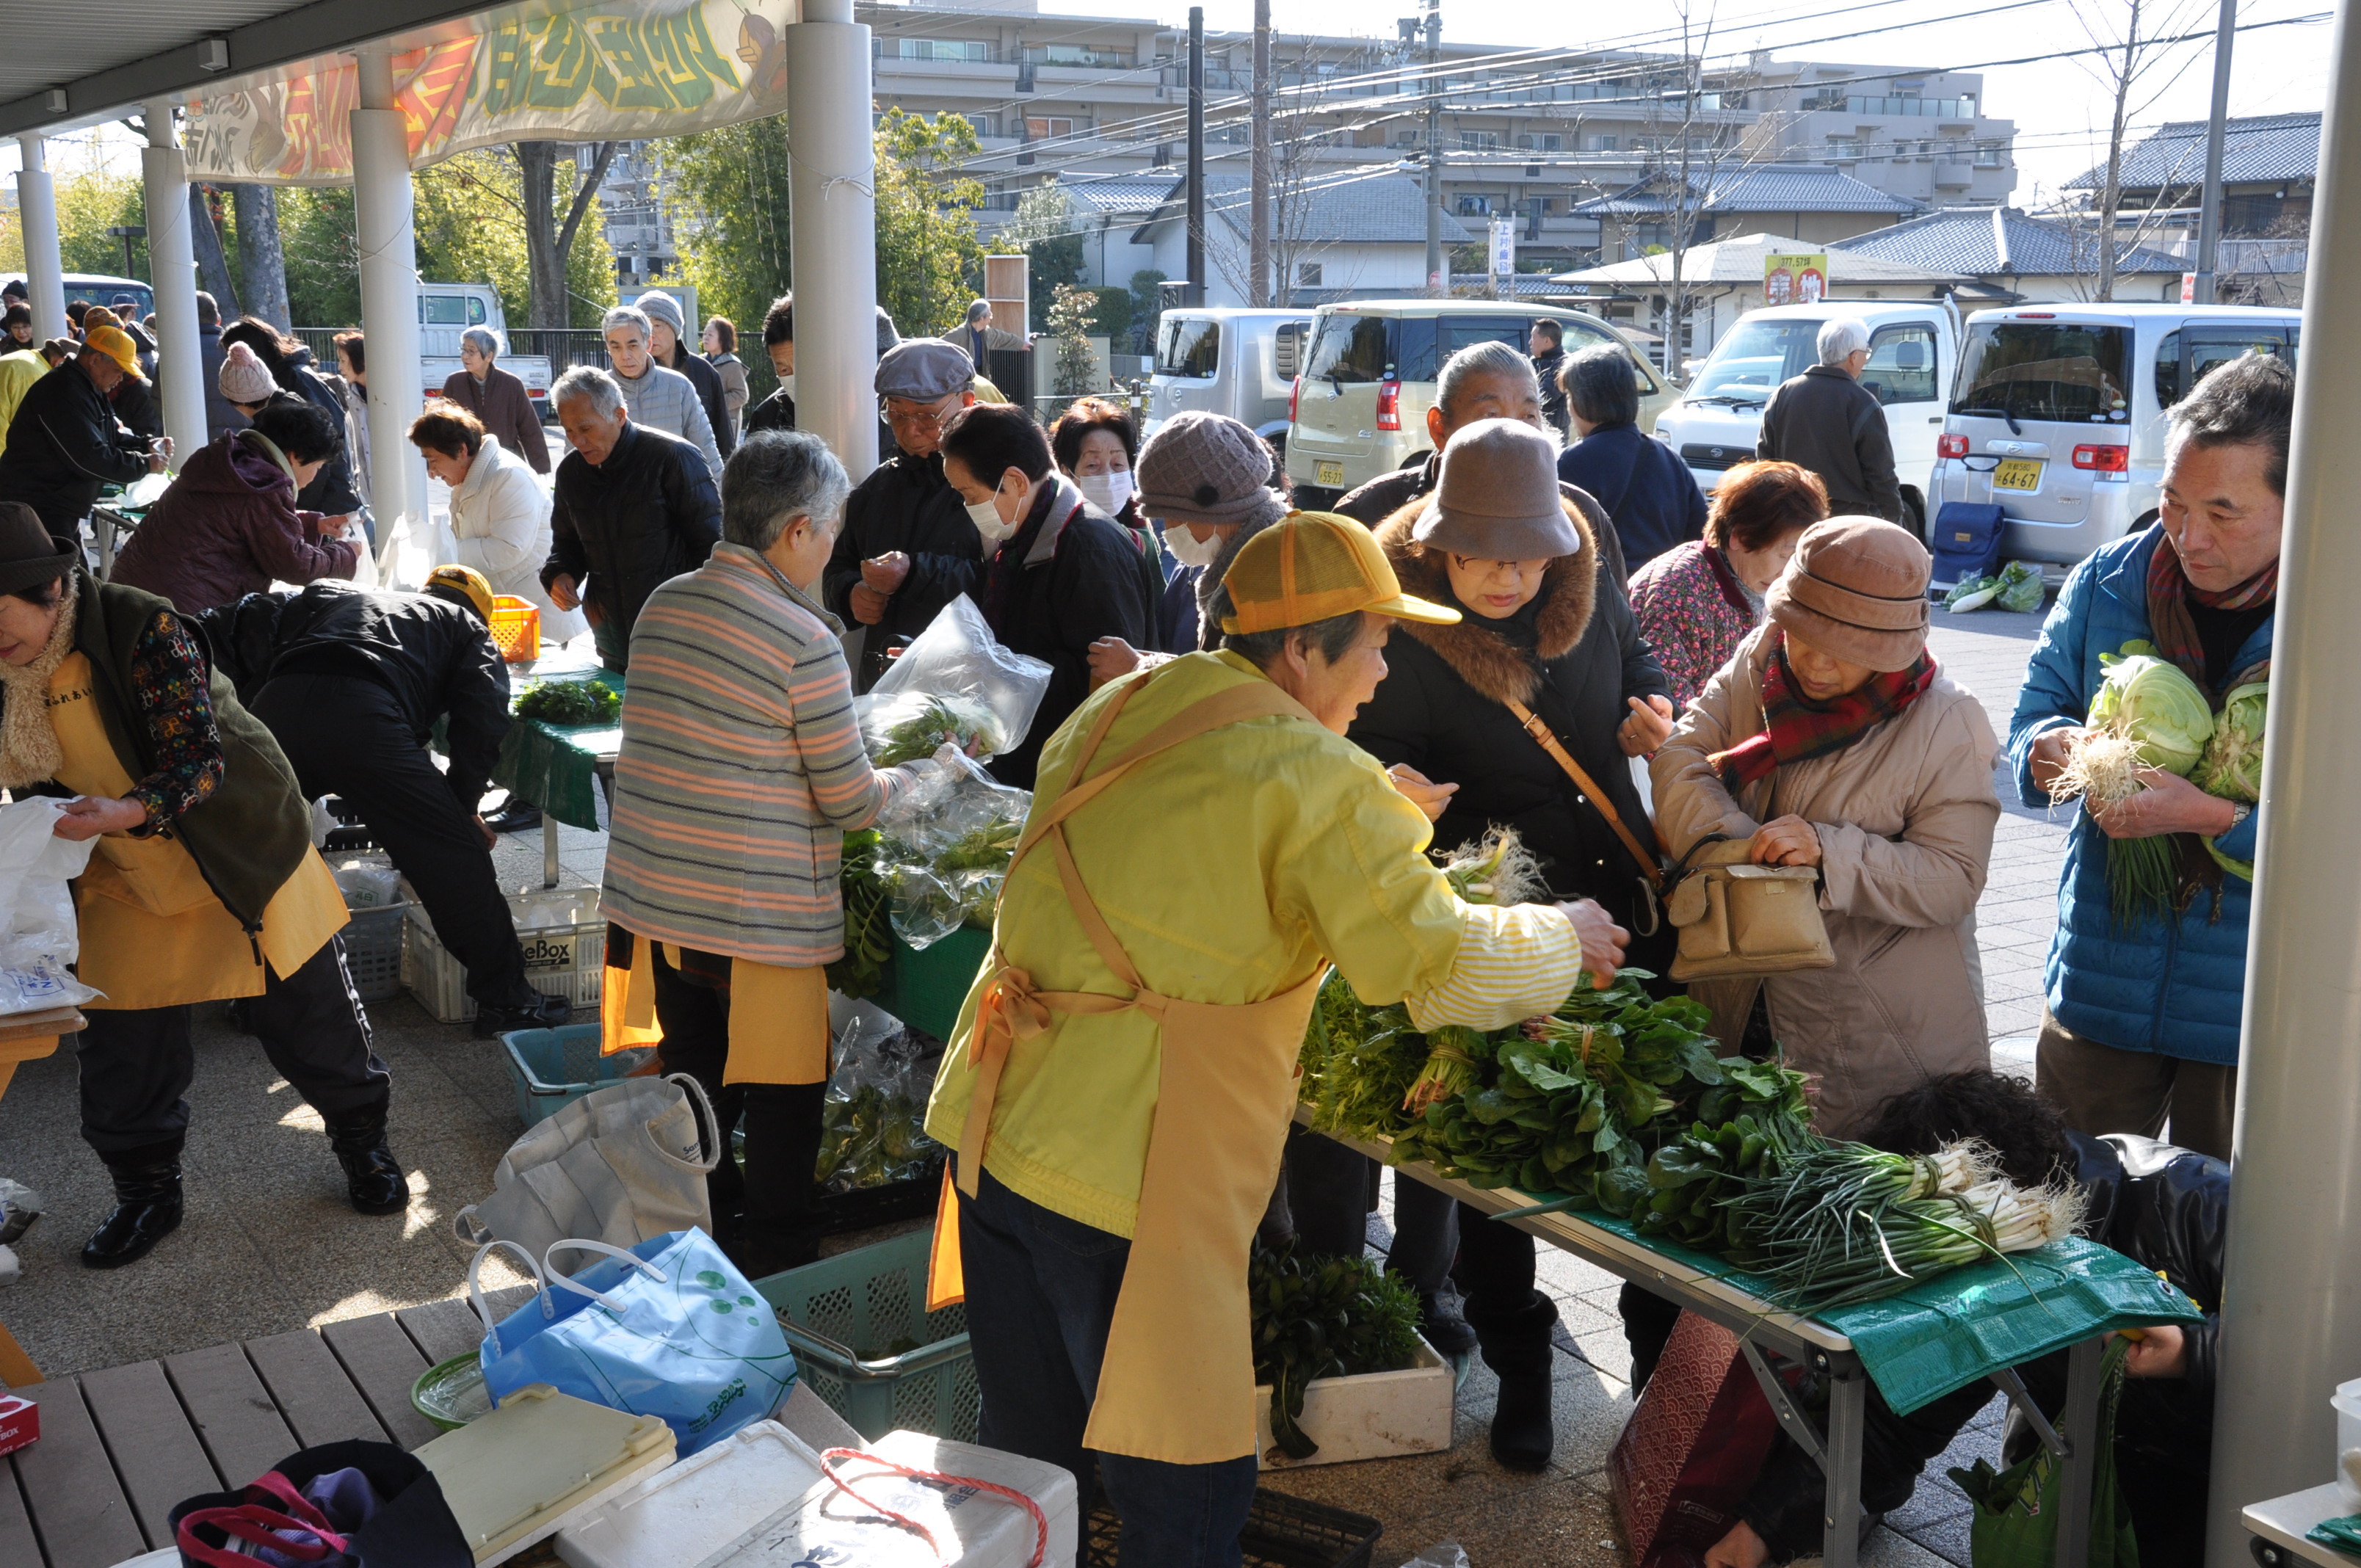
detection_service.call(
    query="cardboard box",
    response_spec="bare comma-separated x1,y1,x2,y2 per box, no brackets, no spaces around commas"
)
0,1393,38,1457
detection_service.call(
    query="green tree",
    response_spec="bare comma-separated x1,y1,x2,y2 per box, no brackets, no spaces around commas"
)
1002,184,1083,324
1048,282,1099,398
267,186,360,325
874,109,987,340
665,116,795,399
1087,286,1131,350
50,162,148,281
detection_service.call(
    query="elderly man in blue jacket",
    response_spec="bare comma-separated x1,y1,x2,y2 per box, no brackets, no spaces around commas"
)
2008,351,2291,1160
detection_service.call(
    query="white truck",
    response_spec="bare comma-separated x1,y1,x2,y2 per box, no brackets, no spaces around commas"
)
418,283,554,413
1651,300,1960,539
1145,308,1313,446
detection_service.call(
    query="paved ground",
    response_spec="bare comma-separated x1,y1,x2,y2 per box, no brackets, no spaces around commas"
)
0,602,2071,1567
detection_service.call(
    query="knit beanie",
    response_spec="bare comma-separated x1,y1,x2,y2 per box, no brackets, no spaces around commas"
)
634,291,687,339
1136,411,1286,529
219,341,276,404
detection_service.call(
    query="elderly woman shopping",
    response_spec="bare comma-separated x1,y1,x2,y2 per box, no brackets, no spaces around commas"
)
0,503,405,1270
408,407,584,641
439,327,552,474
1629,460,1829,708
1650,517,2000,1135
601,432,944,1277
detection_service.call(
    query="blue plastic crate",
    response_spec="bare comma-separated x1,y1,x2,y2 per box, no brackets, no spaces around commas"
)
499,1024,659,1128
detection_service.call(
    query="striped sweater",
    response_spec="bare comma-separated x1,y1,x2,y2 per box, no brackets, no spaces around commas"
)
601,542,906,967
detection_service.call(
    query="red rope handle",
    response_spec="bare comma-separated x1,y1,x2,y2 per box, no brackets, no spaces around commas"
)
818,1447,1050,1567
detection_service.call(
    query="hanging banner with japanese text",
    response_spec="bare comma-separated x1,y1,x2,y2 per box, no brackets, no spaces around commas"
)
181,0,800,184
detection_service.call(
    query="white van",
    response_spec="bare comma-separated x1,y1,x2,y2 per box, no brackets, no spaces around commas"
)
418,283,555,412
1652,301,1959,537
1145,308,1313,446
1932,303,2300,566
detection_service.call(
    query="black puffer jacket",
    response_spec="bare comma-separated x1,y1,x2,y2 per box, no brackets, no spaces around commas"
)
824,449,982,691
192,581,512,812
1741,1130,2227,1567
0,360,150,541
1755,364,1902,524
1348,498,1672,953
543,420,722,672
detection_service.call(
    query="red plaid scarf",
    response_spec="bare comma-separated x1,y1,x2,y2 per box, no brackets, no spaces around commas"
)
2145,527,2276,694
1710,631,1939,791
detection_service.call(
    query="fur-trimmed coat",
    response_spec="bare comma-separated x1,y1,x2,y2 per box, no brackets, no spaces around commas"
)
1347,497,1673,946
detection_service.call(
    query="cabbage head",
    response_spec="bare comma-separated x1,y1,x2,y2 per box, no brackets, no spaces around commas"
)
2197,681,2266,802
2088,653,2213,777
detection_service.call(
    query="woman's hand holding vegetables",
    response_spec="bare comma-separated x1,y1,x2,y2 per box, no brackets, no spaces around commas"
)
2121,1323,2189,1378
54,795,149,841
1386,763,1459,823
1751,813,1823,868
1617,693,1678,757
1087,636,1143,689
1555,898,1628,990
2089,766,2237,839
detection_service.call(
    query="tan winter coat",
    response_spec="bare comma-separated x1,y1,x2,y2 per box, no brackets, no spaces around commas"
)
1649,625,2001,1136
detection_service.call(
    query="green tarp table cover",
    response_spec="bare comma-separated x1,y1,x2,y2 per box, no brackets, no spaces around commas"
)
493,668,625,832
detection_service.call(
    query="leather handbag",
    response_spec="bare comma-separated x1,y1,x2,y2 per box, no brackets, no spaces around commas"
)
1504,697,1664,934
1662,832,1835,981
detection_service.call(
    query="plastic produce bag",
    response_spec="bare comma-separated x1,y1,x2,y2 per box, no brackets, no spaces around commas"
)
1995,559,2046,613
814,1013,946,1192
874,754,1029,951
0,798,98,1015
331,859,402,910
857,595,1051,764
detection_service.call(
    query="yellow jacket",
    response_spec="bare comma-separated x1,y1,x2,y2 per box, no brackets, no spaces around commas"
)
0,351,47,458
925,650,1580,1238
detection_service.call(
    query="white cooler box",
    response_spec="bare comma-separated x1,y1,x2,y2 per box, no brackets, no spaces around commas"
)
556,1420,1078,1568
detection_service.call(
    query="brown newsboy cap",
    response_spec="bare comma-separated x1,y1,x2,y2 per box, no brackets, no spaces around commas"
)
1412,418,1581,560
1766,516,1932,671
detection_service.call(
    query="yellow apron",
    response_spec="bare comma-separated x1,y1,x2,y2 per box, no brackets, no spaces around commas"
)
943,668,1325,1465
602,934,830,1084
47,653,346,1008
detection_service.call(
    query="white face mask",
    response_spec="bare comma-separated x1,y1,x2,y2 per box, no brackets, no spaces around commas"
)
1077,470,1134,515
1161,523,1226,569
968,490,1021,547
777,373,796,401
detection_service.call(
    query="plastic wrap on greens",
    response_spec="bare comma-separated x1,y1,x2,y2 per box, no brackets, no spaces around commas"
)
813,1011,945,1192
1995,560,2045,613
876,755,1031,950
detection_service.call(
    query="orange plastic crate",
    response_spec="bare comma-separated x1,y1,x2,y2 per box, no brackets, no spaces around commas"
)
488,596,540,663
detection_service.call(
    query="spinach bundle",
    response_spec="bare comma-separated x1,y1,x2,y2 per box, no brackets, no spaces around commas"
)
515,679,620,726
1250,1244,1422,1460
1593,1058,1817,1246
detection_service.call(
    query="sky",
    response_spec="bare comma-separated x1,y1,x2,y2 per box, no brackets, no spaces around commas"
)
2,0,2336,208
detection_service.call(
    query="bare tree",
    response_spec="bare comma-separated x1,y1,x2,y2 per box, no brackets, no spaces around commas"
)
1638,15,1755,379
2066,0,2222,298
1205,52,1335,305
520,141,619,332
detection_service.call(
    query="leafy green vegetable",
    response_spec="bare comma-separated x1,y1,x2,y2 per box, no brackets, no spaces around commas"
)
2054,647,2215,926
515,679,621,726
1943,573,2001,611
2198,680,2266,804
1299,969,1432,1142
873,695,1008,766
825,830,892,998
1995,560,2045,614
814,1080,943,1191
2086,650,2211,775
1250,1244,1422,1459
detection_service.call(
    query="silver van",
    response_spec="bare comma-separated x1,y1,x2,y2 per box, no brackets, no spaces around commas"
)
1145,308,1313,448
1933,303,2299,565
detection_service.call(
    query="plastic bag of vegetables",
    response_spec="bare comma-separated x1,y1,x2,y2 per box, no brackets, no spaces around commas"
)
813,1010,946,1193
855,594,1051,765
1945,561,2044,614
874,754,1031,949
2046,645,2213,926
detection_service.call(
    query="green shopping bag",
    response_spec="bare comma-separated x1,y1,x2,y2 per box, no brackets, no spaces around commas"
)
1946,1336,2141,1567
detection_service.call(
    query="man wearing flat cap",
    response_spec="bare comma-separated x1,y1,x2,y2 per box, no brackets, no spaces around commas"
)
822,338,985,690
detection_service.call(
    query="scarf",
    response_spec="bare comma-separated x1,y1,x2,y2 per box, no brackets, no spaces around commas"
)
2145,528,2274,694
1702,542,1756,617
0,578,82,790
1708,631,1937,791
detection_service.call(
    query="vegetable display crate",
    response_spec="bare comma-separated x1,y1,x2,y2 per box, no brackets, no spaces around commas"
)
488,595,541,662
753,1227,979,1443
1252,1335,1453,1469
874,924,991,1042
1083,1489,1380,1568
342,901,410,1005
501,1023,660,1129
405,886,605,1024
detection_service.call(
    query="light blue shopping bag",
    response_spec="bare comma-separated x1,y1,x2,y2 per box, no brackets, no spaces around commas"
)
471,1230,797,1456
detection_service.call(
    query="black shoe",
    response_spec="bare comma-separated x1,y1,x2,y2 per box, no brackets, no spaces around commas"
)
1417,1290,1479,1357
326,1110,410,1215
1488,1365,1556,1471
83,1149,184,1268
482,802,543,834
473,991,572,1039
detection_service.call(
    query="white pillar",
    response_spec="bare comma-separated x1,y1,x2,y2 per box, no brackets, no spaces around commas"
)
14,137,66,343
142,101,208,463
349,49,426,555
786,1,880,477
2205,0,2361,1560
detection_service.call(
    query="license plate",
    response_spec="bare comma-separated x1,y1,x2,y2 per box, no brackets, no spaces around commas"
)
1316,460,1344,488
1992,458,2043,492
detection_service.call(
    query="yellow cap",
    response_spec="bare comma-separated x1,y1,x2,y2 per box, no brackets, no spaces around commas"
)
1218,510,1460,635
81,324,140,379
424,564,496,623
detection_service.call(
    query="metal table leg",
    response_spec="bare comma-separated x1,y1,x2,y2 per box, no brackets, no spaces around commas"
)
2053,1335,2105,1567
1822,1368,1865,1568
543,809,561,889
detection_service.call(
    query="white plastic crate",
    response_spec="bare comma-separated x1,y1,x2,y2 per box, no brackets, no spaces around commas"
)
403,886,605,1024
1252,1334,1454,1469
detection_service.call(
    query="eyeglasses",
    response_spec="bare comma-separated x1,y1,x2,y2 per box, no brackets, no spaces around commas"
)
881,398,960,431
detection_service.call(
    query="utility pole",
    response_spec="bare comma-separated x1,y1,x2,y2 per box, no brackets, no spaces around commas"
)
1424,0,1443,295
1250,0,1273,308
1186,7,1206,306
2191,0,2237,304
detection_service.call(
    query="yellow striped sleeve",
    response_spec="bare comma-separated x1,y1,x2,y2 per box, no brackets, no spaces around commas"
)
1403,903,1582,1033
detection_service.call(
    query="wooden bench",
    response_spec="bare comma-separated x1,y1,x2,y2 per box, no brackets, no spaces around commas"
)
3,1285,534,1568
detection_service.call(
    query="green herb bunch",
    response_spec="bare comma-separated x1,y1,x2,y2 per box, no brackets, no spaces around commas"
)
1249,1243,1424,1461
1296,968,1434,1142
826,830,892,999
515,679,621,726
873,694,1007,766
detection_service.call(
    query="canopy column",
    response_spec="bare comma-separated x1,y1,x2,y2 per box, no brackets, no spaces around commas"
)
142,100,208,463
13,136,66,343
786,0,880,477
2206,1,2361,1561
349,48,426,553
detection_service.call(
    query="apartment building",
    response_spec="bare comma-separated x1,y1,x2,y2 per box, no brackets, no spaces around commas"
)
601,143,679,290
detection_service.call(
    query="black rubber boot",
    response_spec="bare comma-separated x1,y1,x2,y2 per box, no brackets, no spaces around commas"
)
82,1143,185,1269
1470,1288,1559,1472
325,1108,410,1215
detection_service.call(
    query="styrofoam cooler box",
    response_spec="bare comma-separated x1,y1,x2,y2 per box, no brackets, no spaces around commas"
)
1252,1334,1455,1468
406,885,606,1023
556,1422,1077,1568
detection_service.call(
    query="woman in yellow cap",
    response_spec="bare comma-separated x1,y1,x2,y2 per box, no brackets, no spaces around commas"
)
924,509,1628,1564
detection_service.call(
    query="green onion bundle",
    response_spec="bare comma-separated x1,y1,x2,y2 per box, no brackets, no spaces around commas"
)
2048,645,2213,926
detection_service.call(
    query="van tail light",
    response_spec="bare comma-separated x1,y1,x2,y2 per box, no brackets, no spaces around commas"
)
2072,443,2129,473
1376,379,1401,432
1937,434,1970,459
1289,375,1302,424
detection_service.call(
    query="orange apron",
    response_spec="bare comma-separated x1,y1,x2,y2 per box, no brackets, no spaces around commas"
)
938,667,1326,1465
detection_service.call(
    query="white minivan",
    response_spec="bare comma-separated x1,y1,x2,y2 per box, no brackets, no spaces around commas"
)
1651,300,1959,537
1931,303,2300,566
1145,308,1313,447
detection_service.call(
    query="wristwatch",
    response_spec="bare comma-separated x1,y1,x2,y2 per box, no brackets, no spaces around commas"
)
2227,801,2253,832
